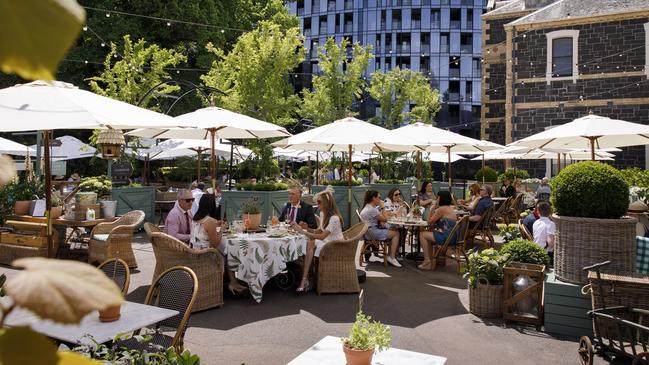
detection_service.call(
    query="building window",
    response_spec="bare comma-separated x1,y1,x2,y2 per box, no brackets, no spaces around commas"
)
645,23,649,78
545,29,579,84
431,9,440,28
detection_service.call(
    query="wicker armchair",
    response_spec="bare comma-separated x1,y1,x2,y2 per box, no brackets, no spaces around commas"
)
467,206,495,248
317,221,368,295
149,232,223,311
115,266,198,353
88,210,145,268
356,210,388,267
518,219,534,241
431,216,470,272
507,193,524,223
491,196,513,224
98,258,130,296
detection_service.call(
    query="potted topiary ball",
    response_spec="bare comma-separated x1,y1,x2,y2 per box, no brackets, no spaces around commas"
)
551,161,636,284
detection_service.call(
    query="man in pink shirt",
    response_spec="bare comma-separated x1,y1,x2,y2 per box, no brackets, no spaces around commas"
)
164,189,194,244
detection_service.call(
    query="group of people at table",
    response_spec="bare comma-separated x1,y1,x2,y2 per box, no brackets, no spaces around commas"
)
160,177,555,295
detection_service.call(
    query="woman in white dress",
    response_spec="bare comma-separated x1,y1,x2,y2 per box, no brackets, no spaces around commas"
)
291,187,344,292
190,194,247,295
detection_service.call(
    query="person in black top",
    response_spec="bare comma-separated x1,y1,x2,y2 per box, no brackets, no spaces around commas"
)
500,178,516,198
279,186,318,229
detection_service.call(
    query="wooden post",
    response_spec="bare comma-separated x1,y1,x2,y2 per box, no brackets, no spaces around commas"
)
43,130,53,258
197,148,202,181
228,143,234,191
210,128,217,190
316,152,319,186
446,146,452,188
348,144,353,227
417,151,421,180
307,156,312,194
481,154,485,183
556,153,561,175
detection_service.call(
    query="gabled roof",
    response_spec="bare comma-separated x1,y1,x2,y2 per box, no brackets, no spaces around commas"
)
508,0,649,26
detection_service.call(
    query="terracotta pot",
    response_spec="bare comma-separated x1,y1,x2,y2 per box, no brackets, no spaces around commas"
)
50,206,63,219
343,344,374,365
99,304,121,322
243,213,262,230
13,200,30,215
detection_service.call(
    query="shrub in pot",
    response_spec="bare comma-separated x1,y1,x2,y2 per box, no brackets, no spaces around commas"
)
551,161,635,283
464,248,508,317
241,198,261,230
500,239,550,267
341,311,391,365
475,166,498,183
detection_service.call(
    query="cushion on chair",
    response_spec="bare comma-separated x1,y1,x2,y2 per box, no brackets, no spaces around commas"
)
92,234,110,241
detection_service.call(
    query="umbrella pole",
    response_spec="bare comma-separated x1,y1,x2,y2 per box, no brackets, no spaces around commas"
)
369,152,373,184
417,151,421,180
429,159,433,181
210,129,216,191
197,148,202,182
44,130,53,258
446,146,452,189
481,154,485,184
348,144,352,227
316,152,319,186
229,143,234,191
556,153,561,174
307,156,312,194
589,137,596,161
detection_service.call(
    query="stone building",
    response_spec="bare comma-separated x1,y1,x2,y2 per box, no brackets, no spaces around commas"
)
481,0,649,177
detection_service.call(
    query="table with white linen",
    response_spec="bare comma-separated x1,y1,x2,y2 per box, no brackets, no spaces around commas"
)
287,336,447,365
3,300,178,345
225,232,307,302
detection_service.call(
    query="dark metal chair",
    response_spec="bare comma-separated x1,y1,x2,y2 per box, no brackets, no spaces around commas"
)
115,266,198,353
97,258,130,296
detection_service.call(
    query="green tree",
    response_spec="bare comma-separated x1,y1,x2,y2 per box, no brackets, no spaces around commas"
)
300,37,373,126
368,67,441,128
201,21,305,125
87,35,187,109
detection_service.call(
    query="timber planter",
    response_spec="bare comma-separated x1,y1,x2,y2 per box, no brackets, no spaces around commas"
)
554,215,637,284
503,262,546,329
311,185,366,227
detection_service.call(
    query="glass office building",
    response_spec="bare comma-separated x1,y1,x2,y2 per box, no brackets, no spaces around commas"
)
287,0,486,136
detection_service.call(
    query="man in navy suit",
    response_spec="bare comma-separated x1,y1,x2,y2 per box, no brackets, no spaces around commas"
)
279,187,317,229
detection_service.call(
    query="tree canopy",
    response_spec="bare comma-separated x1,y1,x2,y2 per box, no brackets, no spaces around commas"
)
300,37,373,126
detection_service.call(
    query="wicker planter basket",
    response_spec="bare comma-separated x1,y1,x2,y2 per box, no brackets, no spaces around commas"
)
468,282,503,318
586,270,649,310
554,215,637,284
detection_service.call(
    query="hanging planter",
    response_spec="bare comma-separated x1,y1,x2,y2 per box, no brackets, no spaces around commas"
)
97,129,125,158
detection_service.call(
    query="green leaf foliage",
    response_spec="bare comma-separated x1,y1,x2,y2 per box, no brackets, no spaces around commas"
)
78,176,113,198
500,239,550,267
368,67,441,128
300,37,373,126
236,181,288,191
498,168,529,182
463,248,508,287
474,167,498,182
319,179,363,186
342,312,391,352
551,161,629,219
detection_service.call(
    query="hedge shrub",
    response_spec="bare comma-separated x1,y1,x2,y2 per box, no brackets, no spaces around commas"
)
475,166,498,182
551,161,629,219
498,168,530,182
235,181,288,191
500,239,550,267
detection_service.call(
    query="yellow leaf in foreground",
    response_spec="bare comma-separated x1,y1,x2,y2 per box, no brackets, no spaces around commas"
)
0,0,86,80
58,351,104,365
5,258,123,324
0,327,58,365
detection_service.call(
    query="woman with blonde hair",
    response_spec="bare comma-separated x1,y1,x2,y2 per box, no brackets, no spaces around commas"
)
291,187,344,292
459,183,481,211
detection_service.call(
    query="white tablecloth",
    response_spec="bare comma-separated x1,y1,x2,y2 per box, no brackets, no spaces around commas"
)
225,233,307,302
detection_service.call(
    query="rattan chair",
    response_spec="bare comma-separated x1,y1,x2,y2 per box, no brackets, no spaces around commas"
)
149,232,223,311
467,206,495,248
491,196,512,224
115,266,198,353
430,216,470,272
88,210,145,268
356,210,388,267
518,219,534,241
97,258,130,296
317,221,368,295
507,193,524,223
143,222,161,237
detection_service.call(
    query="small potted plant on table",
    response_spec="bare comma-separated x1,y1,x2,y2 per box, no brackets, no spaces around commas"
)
241,198,261,231
342,311,391,365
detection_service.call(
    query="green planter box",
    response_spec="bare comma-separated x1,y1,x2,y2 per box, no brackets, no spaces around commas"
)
221,190,289,223
111,186,156,224
544,270,593,338
366,183,414,204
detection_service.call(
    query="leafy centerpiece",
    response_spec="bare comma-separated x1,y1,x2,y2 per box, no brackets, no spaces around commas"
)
241,198,261,231
341,312,391,365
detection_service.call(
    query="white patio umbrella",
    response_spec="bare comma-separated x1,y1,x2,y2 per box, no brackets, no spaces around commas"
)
0,80,182,257
30,135,95,161
392,122,503,185
0,137,35,155
272,116,424,224
127,106,291,188
507,113,649,160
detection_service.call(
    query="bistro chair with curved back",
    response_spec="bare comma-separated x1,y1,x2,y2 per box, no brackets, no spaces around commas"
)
149,232,224,311
317,221,368,295
143,222,162,237
356,210,388,267
97,258,130,296
430,216,471,272
467,206,495,248
518,219,534,241
491,196,513,224
88,210,145,269
115,266,198,353
143,222,163,284
507,193,524,223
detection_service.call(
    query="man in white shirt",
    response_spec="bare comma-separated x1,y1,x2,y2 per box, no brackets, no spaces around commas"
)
533,201,555,261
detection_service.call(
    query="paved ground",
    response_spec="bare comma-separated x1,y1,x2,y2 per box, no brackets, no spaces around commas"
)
1,233,627,365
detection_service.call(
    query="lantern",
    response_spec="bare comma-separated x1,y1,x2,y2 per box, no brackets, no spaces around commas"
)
97,129,125,158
